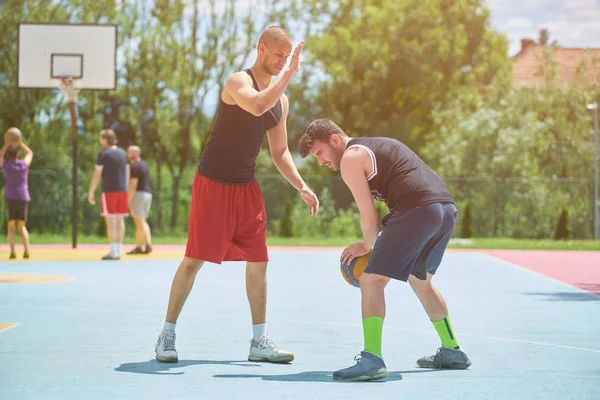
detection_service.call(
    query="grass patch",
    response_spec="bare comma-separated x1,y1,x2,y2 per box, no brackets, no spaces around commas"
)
450,237,600,251
18,234,600,250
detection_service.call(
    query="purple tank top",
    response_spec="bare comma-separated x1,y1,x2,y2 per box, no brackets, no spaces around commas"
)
3,160,30,201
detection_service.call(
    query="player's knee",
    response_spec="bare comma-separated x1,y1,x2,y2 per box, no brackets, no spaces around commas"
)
246,262,267,274
7,221,16,232
180,257,204,275
408,274,432,293
17,221,26,231
360,272,388,291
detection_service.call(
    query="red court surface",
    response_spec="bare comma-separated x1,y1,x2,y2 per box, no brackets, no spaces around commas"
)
485,250,600,296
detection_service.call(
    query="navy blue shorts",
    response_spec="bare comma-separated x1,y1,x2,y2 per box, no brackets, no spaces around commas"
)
5,200,29,222
364,202,457,282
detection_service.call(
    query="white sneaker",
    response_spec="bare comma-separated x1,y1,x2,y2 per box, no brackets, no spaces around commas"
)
248,336,294,363
155,330,178,363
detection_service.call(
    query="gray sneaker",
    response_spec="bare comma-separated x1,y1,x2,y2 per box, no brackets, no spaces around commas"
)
417,347,471,369
333,351,389,381
155,330,178,363
248,336,294,363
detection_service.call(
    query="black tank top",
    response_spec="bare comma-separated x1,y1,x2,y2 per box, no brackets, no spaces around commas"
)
345,137,454,212
198,69,283,184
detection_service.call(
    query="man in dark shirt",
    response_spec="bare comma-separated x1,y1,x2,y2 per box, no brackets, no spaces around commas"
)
154,26,319,365
88,129,129,260
298,119,471,381
127,146,152,255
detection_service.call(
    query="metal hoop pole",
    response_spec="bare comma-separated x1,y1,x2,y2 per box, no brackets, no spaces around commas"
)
68,99,78,249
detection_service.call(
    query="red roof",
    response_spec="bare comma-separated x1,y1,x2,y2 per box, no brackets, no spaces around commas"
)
511,39,600,86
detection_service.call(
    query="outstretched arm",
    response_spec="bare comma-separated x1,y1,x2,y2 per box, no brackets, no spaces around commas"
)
267,95,319,216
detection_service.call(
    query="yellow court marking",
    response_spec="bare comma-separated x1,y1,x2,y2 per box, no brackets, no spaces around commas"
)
0,323,19,332
0,272,72,284
0,249,184,262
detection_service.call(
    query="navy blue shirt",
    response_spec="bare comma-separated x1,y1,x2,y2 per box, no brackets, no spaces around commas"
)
96,147,128,192
131,159,151,193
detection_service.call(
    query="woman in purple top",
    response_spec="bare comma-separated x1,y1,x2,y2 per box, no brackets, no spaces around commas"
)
1,128,33,259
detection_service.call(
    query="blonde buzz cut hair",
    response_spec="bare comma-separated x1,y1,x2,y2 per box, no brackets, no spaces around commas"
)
257,26,292,49
128,145,141,155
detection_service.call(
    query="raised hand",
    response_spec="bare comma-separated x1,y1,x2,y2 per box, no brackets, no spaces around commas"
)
287,41,304,75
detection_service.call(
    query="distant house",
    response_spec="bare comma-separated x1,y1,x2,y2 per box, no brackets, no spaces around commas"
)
511,39,600,86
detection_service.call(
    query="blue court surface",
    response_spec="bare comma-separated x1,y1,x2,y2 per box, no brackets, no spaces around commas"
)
1,250,599,400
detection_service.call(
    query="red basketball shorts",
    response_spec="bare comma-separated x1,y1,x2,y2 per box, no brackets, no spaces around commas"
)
101,191,129,217
185,172,268,264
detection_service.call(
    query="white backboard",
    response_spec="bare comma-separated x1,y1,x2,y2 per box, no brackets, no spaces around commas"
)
18,23,117,90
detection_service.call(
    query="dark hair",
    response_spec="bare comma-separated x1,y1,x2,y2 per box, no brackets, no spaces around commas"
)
4,145,18,161
100,129,118,145
297,118,347,158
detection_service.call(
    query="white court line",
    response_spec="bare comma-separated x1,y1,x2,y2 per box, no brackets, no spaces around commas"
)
3,305,600,354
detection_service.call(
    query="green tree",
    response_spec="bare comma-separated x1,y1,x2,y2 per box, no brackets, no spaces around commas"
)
538,28,558,47
461,200,474,238
295,0,509,148
554,208,569,240
279,197,294,237
422,58,600,238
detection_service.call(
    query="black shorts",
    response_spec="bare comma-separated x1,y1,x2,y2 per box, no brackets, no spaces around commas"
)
5,200,29,222
365,202,458,282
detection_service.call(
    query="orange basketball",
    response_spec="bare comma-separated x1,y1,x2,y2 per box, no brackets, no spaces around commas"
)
340,252,371,288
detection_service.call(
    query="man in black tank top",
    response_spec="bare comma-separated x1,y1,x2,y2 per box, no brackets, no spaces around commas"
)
298,119,471,381
155,26,320,365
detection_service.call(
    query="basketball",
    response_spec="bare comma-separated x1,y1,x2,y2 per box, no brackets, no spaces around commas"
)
4,128,22,145
340,252,371,288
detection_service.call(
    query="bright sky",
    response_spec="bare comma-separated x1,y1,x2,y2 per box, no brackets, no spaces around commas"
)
486,0,600,55
181,0,600,59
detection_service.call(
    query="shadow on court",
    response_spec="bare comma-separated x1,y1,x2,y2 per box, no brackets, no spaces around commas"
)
577,283,600,295
525,291,600,302
115,359,260,375
213,369,442,383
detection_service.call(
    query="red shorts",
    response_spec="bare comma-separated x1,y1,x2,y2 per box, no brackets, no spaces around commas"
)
101,192,129,217
185,173,268,264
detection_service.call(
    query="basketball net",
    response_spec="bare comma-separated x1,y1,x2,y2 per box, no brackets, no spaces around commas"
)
53,77,82,103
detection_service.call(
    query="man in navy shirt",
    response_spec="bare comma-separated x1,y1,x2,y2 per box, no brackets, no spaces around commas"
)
127,145,153,255
88,129,129,260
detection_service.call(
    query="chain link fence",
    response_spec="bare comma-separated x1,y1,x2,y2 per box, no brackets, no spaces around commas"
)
0,170,595,239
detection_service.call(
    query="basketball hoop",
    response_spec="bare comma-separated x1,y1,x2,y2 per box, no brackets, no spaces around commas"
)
18,23,117,250
53,77,82,103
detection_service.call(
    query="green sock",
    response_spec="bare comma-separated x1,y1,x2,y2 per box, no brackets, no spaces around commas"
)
432,316,459,349
363,316,384,356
